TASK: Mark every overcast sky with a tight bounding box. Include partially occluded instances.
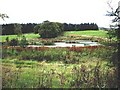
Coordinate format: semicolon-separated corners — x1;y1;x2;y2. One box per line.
0;0;119;27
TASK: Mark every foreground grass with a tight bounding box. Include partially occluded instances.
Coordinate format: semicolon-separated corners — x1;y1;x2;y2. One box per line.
64;30;108;38
2;58;117;88
2;46;117;88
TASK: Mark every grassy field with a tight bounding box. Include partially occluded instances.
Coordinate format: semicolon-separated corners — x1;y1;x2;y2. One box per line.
0;33;40;42
2;58;116;88
64;30;108;38
1;30;108;42
2;46;117;88
1;30;118;88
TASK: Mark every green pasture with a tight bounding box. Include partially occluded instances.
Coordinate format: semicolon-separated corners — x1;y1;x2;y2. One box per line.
64;30;108;38
1;30;108;42
0;33;40;42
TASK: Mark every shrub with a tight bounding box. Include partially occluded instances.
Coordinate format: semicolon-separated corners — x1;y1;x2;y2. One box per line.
19;36;28;48
2;46;117;65
9;38;18;46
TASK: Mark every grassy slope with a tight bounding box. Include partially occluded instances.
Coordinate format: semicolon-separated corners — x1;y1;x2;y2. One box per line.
64;30;108;38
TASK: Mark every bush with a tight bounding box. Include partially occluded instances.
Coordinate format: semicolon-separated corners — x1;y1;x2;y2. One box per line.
9;38;18;46
19;36;28;48
2;46;117;65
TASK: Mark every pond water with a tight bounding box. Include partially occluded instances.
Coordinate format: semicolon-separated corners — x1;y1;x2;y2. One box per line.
27;40;101;47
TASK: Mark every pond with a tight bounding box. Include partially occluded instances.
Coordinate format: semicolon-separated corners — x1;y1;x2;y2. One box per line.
27;40;101;47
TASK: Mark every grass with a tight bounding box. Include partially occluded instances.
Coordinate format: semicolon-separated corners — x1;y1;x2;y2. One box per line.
0;33;40;42
1;30;108;42
2;58;116;88
64;30;108;38
2;46;115;64
2;46;117;88
1;30;118;88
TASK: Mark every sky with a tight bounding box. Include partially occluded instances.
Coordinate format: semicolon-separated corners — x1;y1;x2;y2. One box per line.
0;0;119;28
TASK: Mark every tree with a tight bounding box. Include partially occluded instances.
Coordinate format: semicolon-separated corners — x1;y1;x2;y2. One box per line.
2;24;14;35
106;1;120;88
34;24;41;34
37;21;63;38
14;23;22;37
0;13;9;20
22;23;35;33
107;25;117;40
106;1;120;42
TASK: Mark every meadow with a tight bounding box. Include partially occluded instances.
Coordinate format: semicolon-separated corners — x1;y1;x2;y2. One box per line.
1;30;107;42
64;30;108;38
2;45;117;88
1;33;40;42
1;30;118;88
2;58;117;88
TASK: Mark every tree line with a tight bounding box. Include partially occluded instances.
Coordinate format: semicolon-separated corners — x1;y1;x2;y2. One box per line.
63;23;98;31
2;23;37;35
1;22;99;35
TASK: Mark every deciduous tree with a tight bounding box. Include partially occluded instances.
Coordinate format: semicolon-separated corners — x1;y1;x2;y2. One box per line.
106;1;120;88
14;23;22;37
37;21;63;38
0;13;9;20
